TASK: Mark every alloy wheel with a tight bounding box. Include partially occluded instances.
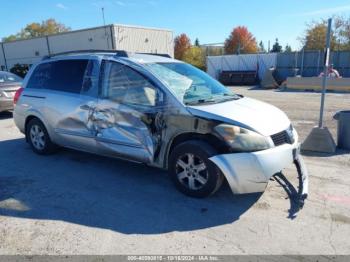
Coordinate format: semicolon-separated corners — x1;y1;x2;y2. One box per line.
175;153;209;190
30;124;46;150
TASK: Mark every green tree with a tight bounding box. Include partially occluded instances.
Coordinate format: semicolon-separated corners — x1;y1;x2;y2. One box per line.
301;21;336;50
206;46;224;56
299;16;350;51
284;44;292;52
194;38;200;47
10;64;30;78
333;16;350;50
2;19;70;42
258;41;266;53
3;35;17;42
271;38;282;53
182;46;206;71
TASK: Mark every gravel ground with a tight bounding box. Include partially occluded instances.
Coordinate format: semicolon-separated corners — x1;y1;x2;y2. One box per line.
0;87;349;255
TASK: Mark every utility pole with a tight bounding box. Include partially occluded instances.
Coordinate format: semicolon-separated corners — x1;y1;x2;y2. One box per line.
1;43;8;71
301;18;336;153
300;47;305;76
102;7;106;27
319;18;332;128
101;7;110;49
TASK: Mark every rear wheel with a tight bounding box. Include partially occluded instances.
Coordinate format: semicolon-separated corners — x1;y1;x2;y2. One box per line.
26;118;57;155
169;140;224;198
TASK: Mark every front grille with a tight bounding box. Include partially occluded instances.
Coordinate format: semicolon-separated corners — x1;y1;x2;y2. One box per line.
271;130;292;146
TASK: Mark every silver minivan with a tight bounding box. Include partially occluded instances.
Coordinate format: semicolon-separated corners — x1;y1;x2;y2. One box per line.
13;51;308;200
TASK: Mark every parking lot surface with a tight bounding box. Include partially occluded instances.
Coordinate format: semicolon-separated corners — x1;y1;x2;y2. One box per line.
0;87;349;255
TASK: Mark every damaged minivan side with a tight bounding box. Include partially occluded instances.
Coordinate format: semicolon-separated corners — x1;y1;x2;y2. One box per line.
13;51;308;199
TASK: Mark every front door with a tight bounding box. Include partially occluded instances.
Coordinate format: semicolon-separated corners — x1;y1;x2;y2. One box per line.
92;60;164;163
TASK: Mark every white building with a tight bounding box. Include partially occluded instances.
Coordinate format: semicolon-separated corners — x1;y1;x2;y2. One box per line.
0;24;174;70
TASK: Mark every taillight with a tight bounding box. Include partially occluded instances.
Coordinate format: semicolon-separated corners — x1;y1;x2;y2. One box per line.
13;87;24;105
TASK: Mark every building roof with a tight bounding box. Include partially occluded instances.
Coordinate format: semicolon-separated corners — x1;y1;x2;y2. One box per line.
0;24;172;45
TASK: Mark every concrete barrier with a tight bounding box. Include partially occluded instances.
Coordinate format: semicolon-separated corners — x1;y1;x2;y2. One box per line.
286;77;350;92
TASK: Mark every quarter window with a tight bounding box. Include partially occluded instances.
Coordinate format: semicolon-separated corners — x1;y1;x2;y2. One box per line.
102;61;158;107
26;62;53;89
26;59;88;94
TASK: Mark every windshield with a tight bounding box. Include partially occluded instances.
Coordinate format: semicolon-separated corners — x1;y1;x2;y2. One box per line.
145;63;240;105
0;72;23;83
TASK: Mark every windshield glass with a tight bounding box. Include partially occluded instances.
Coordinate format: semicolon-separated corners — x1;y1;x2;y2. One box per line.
0;72;23;83
145;63;239;105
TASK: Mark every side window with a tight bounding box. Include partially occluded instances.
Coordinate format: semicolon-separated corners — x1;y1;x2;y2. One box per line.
50;60;88;93
26;62;53;89
102;61;159;107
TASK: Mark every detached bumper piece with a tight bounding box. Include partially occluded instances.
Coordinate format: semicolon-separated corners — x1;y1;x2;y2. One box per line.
293;154;309;208
209;143;309;207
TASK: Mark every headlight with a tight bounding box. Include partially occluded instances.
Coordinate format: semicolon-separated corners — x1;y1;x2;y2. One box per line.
286;124;296;144
214;124;271;152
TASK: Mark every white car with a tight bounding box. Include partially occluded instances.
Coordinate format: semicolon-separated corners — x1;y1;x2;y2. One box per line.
13;50;308;202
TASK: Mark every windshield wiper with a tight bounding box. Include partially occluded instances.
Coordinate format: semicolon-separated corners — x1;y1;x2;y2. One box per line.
185;98;217;105
185;93;243;105
212;93;241;102
223;93;242;99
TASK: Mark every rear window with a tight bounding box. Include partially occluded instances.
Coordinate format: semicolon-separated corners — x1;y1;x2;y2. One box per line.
0;72;23;83
26;60;88;93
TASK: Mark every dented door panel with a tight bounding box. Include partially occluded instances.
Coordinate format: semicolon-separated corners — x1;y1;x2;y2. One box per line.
89;99;160;163
46;91;99;152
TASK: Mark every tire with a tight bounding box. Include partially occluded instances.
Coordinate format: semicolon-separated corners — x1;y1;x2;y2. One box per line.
169;140;224;198
26;118;57;155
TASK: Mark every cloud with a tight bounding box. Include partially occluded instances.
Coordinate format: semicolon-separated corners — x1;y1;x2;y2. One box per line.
56;3;68;9
116;1;126;6
292;4;350;16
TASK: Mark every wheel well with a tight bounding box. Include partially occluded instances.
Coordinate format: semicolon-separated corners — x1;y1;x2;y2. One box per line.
166;132;230;168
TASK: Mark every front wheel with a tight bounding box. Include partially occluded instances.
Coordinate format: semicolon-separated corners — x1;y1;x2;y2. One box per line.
169;140;224;198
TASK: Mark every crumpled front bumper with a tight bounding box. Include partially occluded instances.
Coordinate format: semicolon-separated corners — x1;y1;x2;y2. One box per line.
209;142;309;199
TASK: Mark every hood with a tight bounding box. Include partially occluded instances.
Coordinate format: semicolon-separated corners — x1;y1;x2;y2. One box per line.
187;97;291;136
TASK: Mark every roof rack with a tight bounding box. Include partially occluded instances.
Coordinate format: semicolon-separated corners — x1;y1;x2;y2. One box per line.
42;49;129;60
42;50;172;61
136;53;171;58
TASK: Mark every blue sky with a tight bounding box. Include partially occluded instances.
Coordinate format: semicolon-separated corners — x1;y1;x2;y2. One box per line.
1;0;350;50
